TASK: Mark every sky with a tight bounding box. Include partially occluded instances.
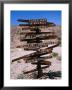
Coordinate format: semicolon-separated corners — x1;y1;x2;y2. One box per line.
11;11;61;26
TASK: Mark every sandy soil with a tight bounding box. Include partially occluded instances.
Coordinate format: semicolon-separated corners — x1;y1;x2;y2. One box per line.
10;46;61;79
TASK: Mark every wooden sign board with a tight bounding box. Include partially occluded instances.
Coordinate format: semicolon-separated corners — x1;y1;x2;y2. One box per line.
23;65;50;74
23;42;58;50
20;33;55;39
20;31;55;35
25;56;52;63
20;35;57;41
18;19;47;22
31;60;51;65
26;55;52;60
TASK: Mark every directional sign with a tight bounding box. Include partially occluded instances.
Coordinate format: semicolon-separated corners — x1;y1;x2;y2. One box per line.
22;41;58;50
24;56;52;63
19;23;47;26
25;55;52;61
20;32;55;35
19;23;55;27
23;42;48;50
27;40;42;43
16;40;58;50
27;49;52;57
23;65;50;74
18;19;47;23
20;33;55;39
31;60;51;65
20;35;57;41
45;43;59;49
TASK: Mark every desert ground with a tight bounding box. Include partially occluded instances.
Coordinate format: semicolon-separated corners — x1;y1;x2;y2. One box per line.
10;26;61;79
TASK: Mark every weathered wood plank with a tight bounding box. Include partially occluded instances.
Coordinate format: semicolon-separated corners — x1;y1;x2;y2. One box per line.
20;35;57;41
20;33;56;39
20;32;55;35
18;19;47;22
26;55;52;61
31;60;51;65
23;65;50;74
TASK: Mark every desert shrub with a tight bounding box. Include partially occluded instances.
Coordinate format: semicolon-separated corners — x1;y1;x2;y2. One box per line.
17;74;24;79
52;52;58;57
48;71;61;79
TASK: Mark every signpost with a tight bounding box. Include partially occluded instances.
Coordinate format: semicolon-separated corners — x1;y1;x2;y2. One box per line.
12;18;59;79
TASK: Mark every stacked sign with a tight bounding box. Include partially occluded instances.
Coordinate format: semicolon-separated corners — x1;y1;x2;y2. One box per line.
12;18;59;78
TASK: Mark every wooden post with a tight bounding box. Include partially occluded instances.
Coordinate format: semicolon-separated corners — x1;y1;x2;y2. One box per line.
37;60;43;78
